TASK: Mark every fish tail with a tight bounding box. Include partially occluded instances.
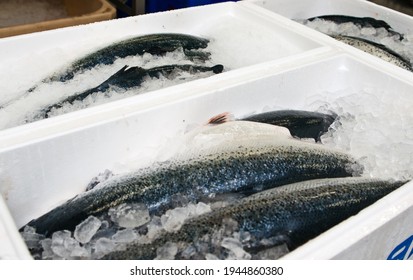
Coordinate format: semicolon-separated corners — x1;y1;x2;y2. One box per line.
211;64;224;74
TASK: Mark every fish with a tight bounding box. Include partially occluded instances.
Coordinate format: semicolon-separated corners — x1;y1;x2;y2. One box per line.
306;15;404;40
39;64;224;118
101;177;407;259
23;121;361;236
0;33;211;109
332;35;413;72
48;33;212;83
240;110;337;142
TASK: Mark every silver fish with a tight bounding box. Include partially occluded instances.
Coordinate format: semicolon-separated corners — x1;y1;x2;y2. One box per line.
332;35;413;72
102;177;407;259
23;121;361;236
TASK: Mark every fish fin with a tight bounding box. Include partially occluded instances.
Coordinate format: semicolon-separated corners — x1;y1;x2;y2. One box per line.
206;112;235;125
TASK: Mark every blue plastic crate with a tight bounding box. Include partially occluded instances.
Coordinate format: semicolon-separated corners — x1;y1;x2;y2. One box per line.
145;0;237;13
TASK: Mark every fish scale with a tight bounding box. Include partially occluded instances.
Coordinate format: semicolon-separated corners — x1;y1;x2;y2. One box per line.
24;122;360;237
102;177;407;260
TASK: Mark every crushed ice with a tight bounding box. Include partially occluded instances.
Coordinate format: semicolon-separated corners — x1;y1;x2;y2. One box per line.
22;195;291;260
0;48;222;130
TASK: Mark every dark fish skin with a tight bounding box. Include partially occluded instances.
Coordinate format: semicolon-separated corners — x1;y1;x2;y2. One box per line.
307;15;404;40
102;177;407;260
332;35;413;72
40;64;224;117
23;139;360;237
49;33;211;83
241;110;336;142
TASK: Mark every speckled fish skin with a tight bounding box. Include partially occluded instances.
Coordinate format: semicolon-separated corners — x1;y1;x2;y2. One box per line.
307;15;404;39
241;110;336;142
332;35;413;72
102;177;406;260
23;122;360;236
40;64;224;118
48;33;211;83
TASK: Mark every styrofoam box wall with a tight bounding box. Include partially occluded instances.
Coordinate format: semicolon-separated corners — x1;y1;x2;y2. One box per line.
0;1;412;259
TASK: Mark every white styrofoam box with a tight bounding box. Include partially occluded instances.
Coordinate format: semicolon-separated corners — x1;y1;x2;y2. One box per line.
241;0;413;35
1;50;413;259
0;196;31;259
0;1;332;132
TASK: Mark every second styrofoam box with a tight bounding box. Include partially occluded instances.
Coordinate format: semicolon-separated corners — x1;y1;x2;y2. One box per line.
1;52;413;259
0;2;325;131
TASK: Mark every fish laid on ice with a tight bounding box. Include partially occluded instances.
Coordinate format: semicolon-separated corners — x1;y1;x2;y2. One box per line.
332;35;413;72
241;110;337;142
0;33;212;109
102;177;407;259
23;121;361;236
306;15;404;40
48;33;212;83
39;64;224;118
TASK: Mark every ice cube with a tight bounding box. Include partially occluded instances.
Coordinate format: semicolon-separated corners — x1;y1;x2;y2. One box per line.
161;206;189;232
205;253;220;260
145;215;163;242
221;237;251;260
21;226;44;250
70;246;91;259
93;238;116;259
40;238;55;260
111;229;138;244
51;230;80;259
180;245;197;259
108;203;150;228
74;216;102;244
154;242;179;260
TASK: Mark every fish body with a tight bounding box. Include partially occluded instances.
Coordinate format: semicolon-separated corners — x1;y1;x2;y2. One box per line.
41;64;224;117
102;177;406;259
307;15;404;39
24;121;360;236
332;35;413;72
241;110;336;142
50;33;211;83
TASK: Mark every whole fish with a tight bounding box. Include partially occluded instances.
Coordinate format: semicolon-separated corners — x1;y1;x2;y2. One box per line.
49;33;211;83
240;110;337;142
102;177;407;259
40;64;224;118
332;35;413;72
0;33;211;109
23;121;361;236
306;15;404;40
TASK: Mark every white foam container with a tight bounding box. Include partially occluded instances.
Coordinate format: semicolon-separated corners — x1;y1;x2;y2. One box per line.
241;0;413;35
0;1;412;260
